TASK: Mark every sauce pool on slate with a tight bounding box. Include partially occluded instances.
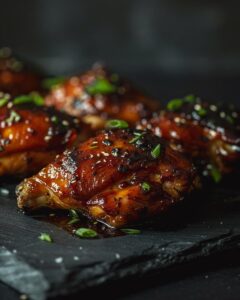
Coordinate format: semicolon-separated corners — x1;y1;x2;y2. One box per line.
29;208;125;238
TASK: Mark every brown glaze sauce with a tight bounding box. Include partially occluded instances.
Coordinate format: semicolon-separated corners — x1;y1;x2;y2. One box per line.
29;208;125;238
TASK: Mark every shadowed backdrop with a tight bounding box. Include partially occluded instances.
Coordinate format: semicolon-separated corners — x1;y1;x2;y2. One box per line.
0;0;240;102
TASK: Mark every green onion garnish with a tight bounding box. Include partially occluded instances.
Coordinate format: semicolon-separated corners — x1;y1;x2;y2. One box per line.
5;110;21;125
13;92;44;106
151;144;161;159
210;166;222;183
167;95;197;111
68;209;80;225
106;119;129;129
42;77;66;90
75;228;98;238
0;97;8;107
184;94;196;103
68;219;80;225
69;209;79;219
226;115;234;124
167;98;183;111
196;108;207;117
86;78;117;95
141;182;151;192
39;233;53;243
121;229;141;235
129;132;143;144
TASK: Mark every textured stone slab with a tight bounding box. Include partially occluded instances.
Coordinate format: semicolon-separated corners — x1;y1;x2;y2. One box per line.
0;182;240;299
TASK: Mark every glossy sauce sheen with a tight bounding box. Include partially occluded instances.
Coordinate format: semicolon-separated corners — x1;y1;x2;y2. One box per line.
138;98;240;175
0;101;82;177
31;209;124;238
45;65;159;128
17;129;200;228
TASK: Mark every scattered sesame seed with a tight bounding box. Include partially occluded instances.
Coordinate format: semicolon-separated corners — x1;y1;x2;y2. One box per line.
220;112;226;118
210;105;217;112
0;188;9;196
115;253;121;259
55;257;63;264
44;136;51;142
194;104;201;111
62;120;69;126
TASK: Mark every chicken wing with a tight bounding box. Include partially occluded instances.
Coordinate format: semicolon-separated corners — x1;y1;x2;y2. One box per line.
0;48;41;96
0;92;85;177
45;65;159;129
138;95;240;179
17;127;200;228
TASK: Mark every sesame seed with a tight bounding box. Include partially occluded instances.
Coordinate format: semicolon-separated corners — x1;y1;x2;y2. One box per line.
55;257;63;264
210;105;217;112
220;112;226;118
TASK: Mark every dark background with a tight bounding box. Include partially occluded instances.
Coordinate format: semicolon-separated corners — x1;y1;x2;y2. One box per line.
1;0;240;102
1;2;240;299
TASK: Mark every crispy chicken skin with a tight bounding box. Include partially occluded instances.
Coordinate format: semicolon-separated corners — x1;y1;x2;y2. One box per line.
17;128;200;228
0;48;41;96
45;65;159;129
0;93;84;177
138;95;240;177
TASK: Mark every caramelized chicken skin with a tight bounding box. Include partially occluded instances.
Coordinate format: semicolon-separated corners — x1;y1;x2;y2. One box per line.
45;65;159;129
138;95;240;179
17;127;200;228
0;48;41;96
0;92;84;177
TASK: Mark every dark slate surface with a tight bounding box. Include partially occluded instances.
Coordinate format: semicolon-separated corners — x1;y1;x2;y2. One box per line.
0;180;240;300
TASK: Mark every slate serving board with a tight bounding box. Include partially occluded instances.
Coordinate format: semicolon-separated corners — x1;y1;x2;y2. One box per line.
0;180;240;300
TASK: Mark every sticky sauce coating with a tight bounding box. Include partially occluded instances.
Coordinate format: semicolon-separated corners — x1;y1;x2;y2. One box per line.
45;65;159;128
0;93;83;177
138;96;240;177
17;128;200;228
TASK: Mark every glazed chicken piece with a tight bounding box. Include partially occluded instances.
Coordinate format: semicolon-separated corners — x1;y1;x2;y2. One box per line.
138;95;240;180
17;127;200;228
45;65;159;129
0;47;41;96
0;92;85;177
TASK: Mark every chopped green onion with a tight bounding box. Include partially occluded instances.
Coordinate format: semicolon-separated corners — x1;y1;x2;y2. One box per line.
151;144;161;159
68;209;80;224
129;132;143;144
196;108;207;117
39;233;53;243
106;119;129;129
42;77;66;89
69;209;79;219
86;78;116;95
5;110;21;125
13;92;44;106
141;182;151;192
184;94;196;103
121;228;141;235
75;228;98;238
226;115;234;124
68;219;80;225
210;166;222;183
167;98;183;111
